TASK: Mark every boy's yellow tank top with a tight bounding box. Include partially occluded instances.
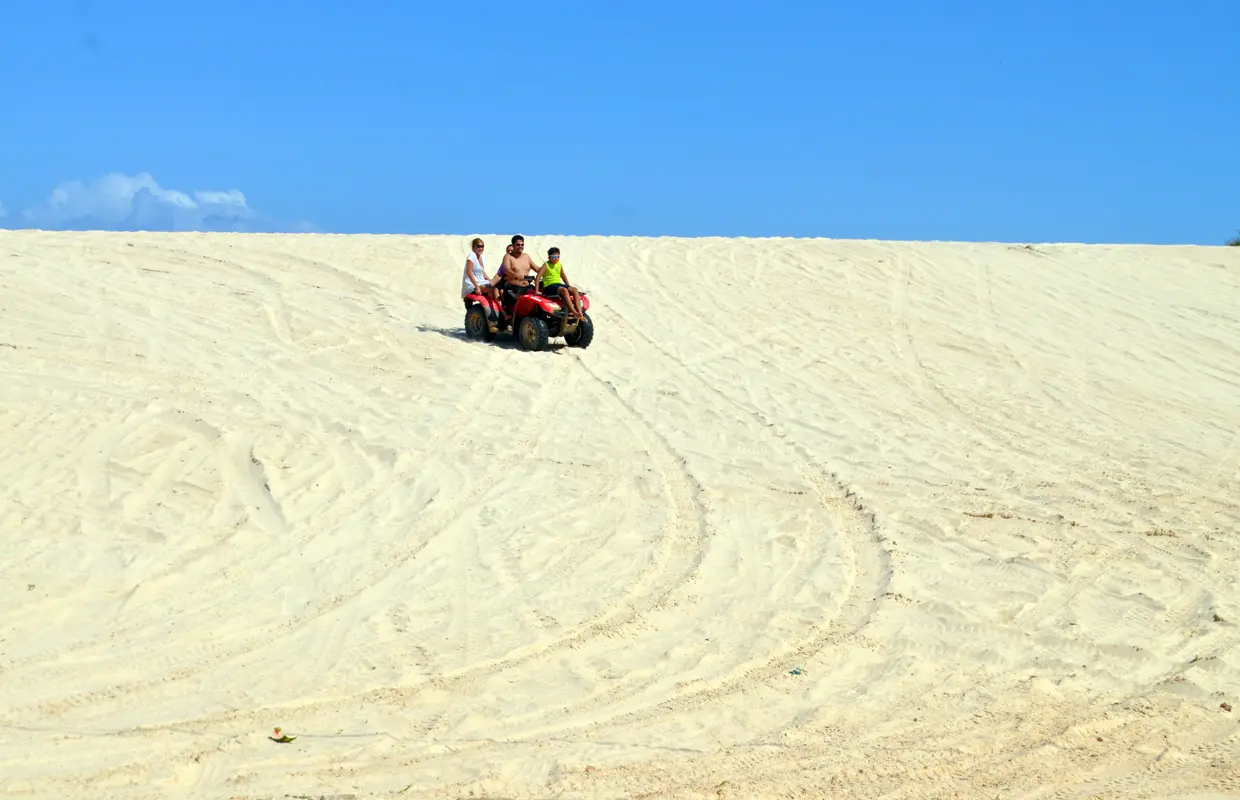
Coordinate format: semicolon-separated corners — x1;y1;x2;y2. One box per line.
541;260;564;287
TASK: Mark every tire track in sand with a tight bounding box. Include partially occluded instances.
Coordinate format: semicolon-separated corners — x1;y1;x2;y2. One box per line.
362;351;710;705
7;342;560;725
483;297;888;742
0;309;511;686
889;252;975;421
628;249;889;644
60;352;710;743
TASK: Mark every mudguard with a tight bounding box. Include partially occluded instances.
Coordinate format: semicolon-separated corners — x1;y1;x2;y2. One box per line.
463;292;501;316
514;289;590;316
513;293;561;317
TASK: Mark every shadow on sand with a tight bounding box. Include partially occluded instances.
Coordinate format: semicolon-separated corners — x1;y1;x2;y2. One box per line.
413;324;567;353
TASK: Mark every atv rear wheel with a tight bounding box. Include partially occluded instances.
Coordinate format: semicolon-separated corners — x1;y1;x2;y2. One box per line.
517;316;549;351
464;305;492;341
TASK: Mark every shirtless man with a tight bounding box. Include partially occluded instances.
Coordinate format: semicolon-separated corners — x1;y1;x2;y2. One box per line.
499;235;540;306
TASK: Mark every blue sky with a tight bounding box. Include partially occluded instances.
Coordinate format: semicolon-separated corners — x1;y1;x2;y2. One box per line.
1;0;1237;244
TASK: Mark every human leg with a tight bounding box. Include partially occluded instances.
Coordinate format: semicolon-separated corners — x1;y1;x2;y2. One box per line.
556;287;575;318
558;288;580;320
556;286;582;320
483;286;502;327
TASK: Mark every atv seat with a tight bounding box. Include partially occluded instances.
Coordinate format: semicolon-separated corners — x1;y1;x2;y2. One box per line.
500;282;534;305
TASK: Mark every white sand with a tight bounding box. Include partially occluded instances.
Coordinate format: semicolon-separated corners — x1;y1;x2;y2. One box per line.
1;230;1238;799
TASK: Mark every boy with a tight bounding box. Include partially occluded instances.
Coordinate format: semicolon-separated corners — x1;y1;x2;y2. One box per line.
535;246;585;321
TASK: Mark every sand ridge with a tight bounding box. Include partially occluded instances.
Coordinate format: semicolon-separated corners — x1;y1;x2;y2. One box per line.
1;230;1238;798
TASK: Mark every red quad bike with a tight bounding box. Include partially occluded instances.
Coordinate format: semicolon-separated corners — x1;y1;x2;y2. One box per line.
462;279;594;352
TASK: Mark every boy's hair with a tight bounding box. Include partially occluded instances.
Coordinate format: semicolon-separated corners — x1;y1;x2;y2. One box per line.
548;246;560;256
511;234;524;244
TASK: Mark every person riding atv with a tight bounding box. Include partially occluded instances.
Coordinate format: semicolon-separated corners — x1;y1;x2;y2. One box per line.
462;235;593;351
499;235;540;295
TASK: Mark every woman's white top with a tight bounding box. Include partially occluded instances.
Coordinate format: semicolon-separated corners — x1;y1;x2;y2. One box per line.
461;252;487;297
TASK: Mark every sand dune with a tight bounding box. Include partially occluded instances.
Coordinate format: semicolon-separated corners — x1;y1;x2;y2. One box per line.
1;230;1238;799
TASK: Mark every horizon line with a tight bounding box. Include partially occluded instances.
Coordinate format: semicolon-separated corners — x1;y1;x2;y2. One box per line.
1;228;1236;249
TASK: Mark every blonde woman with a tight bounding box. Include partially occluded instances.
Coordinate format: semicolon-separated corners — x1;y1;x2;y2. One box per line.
461;237;502;312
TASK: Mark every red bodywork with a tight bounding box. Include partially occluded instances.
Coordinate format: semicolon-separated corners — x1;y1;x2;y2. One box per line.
464;284;589;328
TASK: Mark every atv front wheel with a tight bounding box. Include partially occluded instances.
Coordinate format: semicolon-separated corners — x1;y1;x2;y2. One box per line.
517;316;549;351
564;313;594;348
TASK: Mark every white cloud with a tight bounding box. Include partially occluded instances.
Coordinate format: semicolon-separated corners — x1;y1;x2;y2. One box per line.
3;172;312;233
